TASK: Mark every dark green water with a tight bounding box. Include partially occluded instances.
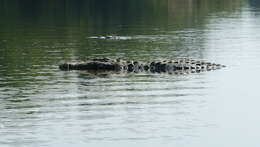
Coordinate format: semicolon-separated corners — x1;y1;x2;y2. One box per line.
1;0;260;147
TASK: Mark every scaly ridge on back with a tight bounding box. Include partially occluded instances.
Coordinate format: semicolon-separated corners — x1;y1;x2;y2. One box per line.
59;58;226;73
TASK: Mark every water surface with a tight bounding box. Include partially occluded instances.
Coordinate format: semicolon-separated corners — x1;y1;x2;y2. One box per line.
1;0;260;146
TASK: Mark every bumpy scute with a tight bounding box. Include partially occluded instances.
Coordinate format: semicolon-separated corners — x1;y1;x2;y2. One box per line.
59;58;226;73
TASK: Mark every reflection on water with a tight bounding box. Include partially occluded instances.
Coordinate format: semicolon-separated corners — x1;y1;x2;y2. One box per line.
1;0;260;146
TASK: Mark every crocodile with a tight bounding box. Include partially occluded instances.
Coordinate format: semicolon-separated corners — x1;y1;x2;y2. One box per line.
59;58;225;74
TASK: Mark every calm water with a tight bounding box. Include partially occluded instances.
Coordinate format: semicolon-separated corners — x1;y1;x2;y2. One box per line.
1;0;260;146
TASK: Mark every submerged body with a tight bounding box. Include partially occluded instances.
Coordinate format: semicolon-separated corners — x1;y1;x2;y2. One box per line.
59;58;226;74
